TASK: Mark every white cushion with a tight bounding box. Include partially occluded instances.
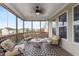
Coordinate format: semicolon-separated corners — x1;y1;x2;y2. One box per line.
14;44;25;50
14;44;25;53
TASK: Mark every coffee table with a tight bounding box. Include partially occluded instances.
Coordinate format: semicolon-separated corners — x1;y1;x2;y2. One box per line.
30;38;44;42
30;38;45;48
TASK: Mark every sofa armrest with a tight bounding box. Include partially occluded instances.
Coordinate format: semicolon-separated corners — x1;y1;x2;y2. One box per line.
5;48;20;56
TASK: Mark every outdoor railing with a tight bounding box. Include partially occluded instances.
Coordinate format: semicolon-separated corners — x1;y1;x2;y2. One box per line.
0;32;48;43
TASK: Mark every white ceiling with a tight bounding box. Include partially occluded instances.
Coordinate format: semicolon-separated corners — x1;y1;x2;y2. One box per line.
4;3;69;21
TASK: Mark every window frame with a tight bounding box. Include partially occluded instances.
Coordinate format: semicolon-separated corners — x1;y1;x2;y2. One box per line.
23;21;49;37
17;17;23;33
0;6;17;36
32;21;41;33
41;21;48;33
24;21;32;34
58;11;68;40
72;4;79;45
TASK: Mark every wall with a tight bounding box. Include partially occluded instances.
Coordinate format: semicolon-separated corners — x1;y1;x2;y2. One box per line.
52;3;79;56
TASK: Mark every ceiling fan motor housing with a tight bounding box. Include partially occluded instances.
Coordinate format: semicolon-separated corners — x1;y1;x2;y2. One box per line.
36;6;40;13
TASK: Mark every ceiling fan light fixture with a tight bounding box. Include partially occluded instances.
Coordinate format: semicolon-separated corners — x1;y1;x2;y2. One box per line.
36;12;40;15
35;6;40;15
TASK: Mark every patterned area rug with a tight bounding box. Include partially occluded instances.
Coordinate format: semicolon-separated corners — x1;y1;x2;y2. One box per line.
24;42;72;56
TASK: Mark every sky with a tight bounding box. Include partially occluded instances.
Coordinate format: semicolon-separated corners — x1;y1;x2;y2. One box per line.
0;6;48;29
0;6;16;28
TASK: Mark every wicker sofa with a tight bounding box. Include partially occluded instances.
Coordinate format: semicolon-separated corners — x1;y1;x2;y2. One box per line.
0;39;25;56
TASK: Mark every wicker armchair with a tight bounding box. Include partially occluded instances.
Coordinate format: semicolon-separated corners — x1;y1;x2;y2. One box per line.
50;35;60;45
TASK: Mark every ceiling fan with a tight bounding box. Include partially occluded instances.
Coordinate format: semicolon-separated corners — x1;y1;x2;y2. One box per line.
35;6;44;15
